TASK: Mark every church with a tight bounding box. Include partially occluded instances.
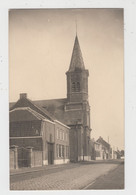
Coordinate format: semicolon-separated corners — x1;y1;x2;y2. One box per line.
10;35;92;168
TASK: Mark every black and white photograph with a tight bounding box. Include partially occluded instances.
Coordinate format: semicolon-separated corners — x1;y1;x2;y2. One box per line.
8;8;125;190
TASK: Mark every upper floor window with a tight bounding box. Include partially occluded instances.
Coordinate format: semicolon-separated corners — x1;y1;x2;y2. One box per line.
63;132;64;140
66;133;67;141
35;129;39;135
60;131;62;140
57;129;59;139
50;134;52;142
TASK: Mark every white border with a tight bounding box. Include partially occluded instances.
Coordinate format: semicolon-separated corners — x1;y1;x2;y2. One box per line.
0;0;136;195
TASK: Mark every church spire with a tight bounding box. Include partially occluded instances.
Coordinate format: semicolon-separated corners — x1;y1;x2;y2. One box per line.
68;35;85;72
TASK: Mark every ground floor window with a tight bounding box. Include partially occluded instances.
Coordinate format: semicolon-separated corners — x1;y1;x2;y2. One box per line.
56;144;69;158
66;146;69;158
59;145;61;157
62;145;64;157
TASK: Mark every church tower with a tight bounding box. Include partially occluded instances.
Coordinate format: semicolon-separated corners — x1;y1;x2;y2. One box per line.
65;35;91;162
66;35;89;102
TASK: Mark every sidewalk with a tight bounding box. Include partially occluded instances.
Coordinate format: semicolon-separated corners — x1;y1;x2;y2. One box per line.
10;159;123;176
10;163;74;176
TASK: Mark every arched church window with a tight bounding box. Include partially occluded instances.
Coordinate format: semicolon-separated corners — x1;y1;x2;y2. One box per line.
72;82;76;92
76;82;80;92
72;81;80;92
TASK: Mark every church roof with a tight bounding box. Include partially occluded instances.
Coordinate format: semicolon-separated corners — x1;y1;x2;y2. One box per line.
68;35;85;72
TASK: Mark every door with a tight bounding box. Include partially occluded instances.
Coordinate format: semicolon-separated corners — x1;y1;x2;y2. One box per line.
48;143;54;165
18;147;29;168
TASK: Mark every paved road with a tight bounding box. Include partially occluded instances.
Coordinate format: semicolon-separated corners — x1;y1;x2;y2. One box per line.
84;162;124;189
10;160;123;190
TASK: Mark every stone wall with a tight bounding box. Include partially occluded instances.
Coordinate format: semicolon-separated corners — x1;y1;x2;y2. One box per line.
10;149;15;170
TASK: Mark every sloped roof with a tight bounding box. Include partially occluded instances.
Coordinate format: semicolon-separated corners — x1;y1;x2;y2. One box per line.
9;97;68;124
96;137;110;149
10;97;55;122
10;107;46;122
68;35;85;72
33;98;67;124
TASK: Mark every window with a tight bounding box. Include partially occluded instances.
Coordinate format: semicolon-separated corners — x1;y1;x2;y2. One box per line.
60;131;61;140
59;145;61;157
62;145;64;157
56;144;59;157
58;130;60;139
63;132;64;140
60;131;63;140
61;145;63;157
66;146;68;157
50;134;52;142
57;129;59;139
72;82;80;92
76;82;80;92
72;82;76;92
96;151;100;157
66;146;69;158
35;129;39;135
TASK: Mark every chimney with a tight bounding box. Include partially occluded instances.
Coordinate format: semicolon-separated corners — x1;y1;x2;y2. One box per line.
20;93;27;99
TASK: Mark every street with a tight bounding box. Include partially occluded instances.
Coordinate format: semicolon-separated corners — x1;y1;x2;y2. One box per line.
10;160;124;190
83;162;124;189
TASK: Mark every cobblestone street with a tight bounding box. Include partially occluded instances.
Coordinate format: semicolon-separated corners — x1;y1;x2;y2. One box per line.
10;162;121;190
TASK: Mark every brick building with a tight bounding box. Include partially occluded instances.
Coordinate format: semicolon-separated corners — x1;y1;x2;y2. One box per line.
10;94;70;169
10;35;92;167
96;136;112;159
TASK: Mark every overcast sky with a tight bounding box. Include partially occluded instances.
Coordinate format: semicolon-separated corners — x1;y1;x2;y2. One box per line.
9;8;124;150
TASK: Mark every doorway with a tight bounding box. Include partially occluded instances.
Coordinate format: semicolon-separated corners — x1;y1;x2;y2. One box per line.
48;143;54;165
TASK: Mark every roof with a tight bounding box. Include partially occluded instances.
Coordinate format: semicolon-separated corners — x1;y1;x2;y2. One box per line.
10;97;80;125
10;96;55;122
33;98;67;124
9;96;70;126
96;137;110;149
10;107;46;122
68;35;85;72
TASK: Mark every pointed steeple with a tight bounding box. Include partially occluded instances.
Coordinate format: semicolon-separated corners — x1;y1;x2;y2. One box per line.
68;35;85;72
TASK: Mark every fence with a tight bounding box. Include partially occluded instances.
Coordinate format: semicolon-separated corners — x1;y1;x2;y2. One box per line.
10;145;43;169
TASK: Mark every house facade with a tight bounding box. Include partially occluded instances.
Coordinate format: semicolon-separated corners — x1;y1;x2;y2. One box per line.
10;94;70;169
90;137;112;160
96;136;112;159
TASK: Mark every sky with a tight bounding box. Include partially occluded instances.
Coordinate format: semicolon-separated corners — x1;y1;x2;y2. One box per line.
9;8;124;150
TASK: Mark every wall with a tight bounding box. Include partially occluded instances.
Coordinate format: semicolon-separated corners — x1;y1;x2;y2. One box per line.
10;149;15;170
10;120;41;137
10;137;43;151
54;121;70;164
32;150;43;167
41;120;55;165
69;125;84;162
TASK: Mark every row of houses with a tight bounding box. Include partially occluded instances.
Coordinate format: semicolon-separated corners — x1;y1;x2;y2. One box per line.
90;137;122;160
